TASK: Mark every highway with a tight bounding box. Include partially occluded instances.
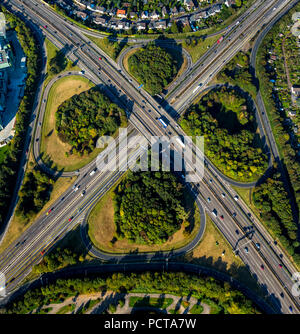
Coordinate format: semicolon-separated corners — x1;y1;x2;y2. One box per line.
0;0;299;314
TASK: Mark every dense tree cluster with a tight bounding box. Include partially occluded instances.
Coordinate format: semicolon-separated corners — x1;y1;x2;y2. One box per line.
113;171;188;244
49;50;67;74
55;87;127;155
253;168;300;264
180;87;268;182
256;4;300;227
218;51;257;98
16;168;54;219
33;248;84;274
128;44;178;95
0;8;42;226
4;271;260;314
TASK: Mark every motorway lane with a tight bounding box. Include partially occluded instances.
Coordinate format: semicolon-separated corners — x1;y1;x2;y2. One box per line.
0;130;142;289
170;0;293;111
3;0;300;313
117;43;193;98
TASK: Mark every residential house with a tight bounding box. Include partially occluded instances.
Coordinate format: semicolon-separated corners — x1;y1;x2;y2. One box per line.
108;7;117;16
74;0;88;9
150;11;159;20
291;86;300;97
211;4;222;13
117;9;127;18
176;16;190;27
161;6;168;17
179;7;186;14
148;21;155;30
74;10;88;20
207;6;217;16
184;0;196;11
141;11;149;19
137;22;146;30
171;7;179;16
155;20;167;30
93;15;107;26
129;12;137;19
95;6;106;14
224;0;236;7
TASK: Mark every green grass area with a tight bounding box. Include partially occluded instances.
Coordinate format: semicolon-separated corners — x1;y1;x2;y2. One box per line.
56;303;76;314
202;299;222;314
76;298;102;314
85;34;129;60
0;145;9;164
36;307;53;314
44;39;80;87
129;296;173;309
40;75;103;172
189;303;204;314
87;178;201;254
182;34;222;63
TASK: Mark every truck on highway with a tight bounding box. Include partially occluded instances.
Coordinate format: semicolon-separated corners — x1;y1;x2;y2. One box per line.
90;168;97;176
217;36;224;44
176;136;185;148
212;209;218;217
158;116;169;129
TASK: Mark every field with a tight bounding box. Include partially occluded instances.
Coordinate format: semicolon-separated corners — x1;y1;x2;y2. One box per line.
40;75;100;172
184;214;264;295
182;34;223;63
87;183;201;254
85;34;129;60
44;39;80;87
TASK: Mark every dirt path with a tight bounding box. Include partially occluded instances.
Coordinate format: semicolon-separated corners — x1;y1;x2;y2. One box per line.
42;291;210;314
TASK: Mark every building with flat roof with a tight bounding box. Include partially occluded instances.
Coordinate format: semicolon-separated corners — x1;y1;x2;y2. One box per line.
0;13;6;39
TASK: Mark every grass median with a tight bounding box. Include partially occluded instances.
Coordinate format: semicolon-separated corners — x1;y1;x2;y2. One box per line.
40;75;100;172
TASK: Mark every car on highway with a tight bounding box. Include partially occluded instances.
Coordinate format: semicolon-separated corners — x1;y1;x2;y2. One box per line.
221;193;225;198
260;264;264;270
209;179;213;183
40;249;45;255
207;197;211;203
99;57;102;60
244;247;248;253
289;306;293;312
43;25;47;28
280;292;284;298
232;212;236;217
235;229;239;235
81;190;86;197
220;215;224;220
46;208;52;216
90;168;97;176
68;217;72;222
255;243;260;250
278;263;283;269
234;195;239;201
212;209;218;217
74;186;79;192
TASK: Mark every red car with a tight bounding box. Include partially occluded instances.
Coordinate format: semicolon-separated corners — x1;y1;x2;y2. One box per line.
278;264;283;268
260;264;264;270
99;57;102;60
68;217;72;222
46;208;52;216
40;249;45;255
43;25;47;28
220;215;224;220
